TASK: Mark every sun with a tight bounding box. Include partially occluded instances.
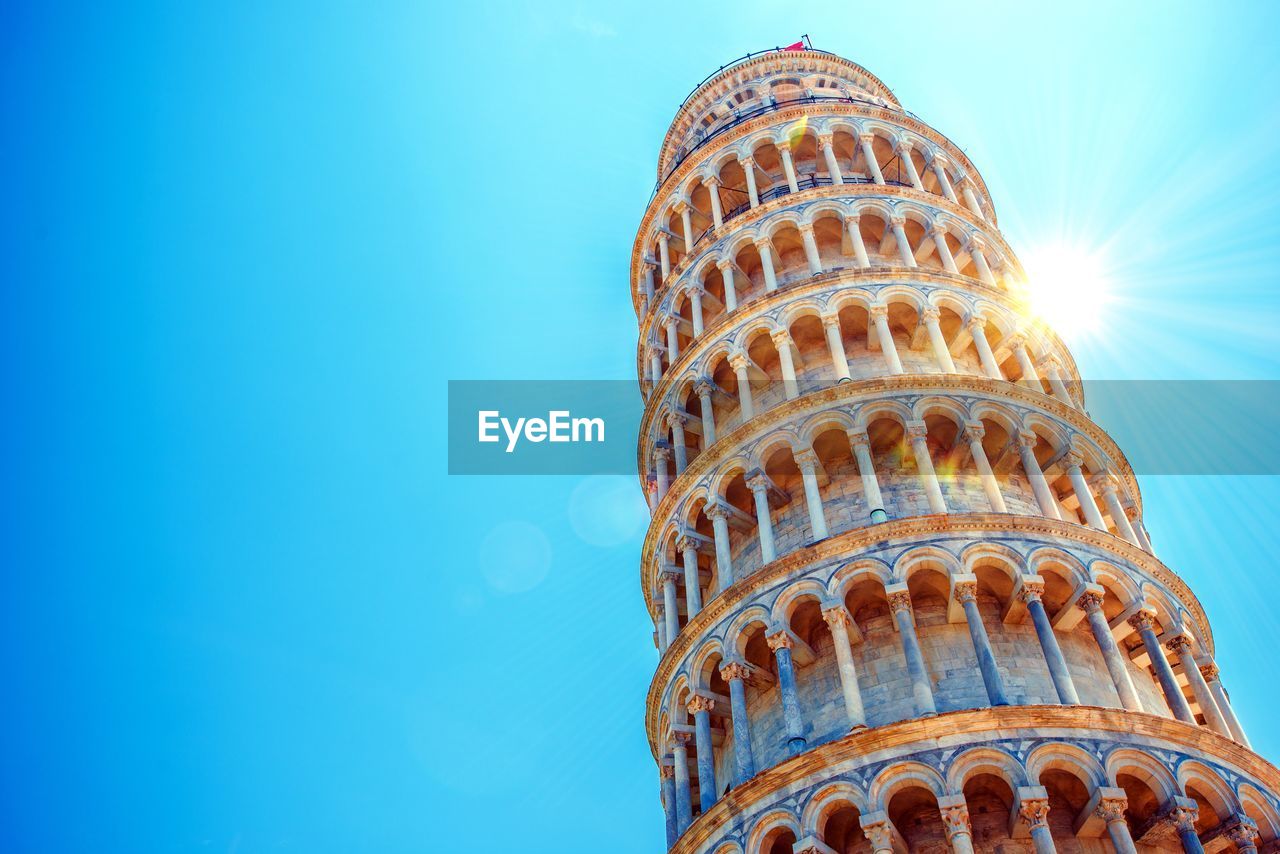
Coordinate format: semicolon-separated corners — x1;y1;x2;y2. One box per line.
1016;243;1112;339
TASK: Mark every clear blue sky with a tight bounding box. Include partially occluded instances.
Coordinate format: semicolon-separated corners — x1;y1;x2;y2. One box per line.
3;1;1280;852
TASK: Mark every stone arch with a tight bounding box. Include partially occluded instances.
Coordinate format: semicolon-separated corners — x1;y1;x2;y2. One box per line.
746;808;802;854
801;780;870;834
1025;742;1107;790
771;578;829;626
828;558;894;599
689;637;728;691
945;745;1029;793
869;760;947;811
1177;759;1238;820
1238;783;1280;842
727;604;773;659
1104;747;1178;804
895;544;963;584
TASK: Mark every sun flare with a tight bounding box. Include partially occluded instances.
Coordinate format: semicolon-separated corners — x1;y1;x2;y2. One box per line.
1016;243;1112;339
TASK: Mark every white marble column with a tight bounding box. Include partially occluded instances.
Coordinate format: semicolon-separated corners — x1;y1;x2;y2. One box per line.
740;155;760;207
678;204;695;257
821;603;867;728
746;471;776;563
965;421;1007;512
667;412;688;473
664;316;680;364
1167;635;1231;738
922;307;957;372
677;535;702;617
907;421;948;514
704;175;724;229
891;217;917;267
1017;431;1061;519
822;313;851;381
897;143;925;190
1010;337;1041;388
755;238;779;291
658;233;671;280
968;316;1003;379
778;144;799;193
729;352;754;421
870;305;904;375
931;225;959;273
688;288;704;338
661;569;680;644
1095;476;1140;545
960;180;986;220
844;214;871;268
795;449;830;539
850;430;888;523
1064;452;1107;530
772;329;799;399
694;380;716;446
704;503;733;589
966;241;996;284
1200;662;1251;746
799;223;823;275
859;134;885;184
716;258;737;312
819;134;843;184
931;156;959;203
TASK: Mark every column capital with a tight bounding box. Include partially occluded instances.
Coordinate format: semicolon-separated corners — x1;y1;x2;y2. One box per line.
659;764;675;779
738;154;755;168
1076;590;1105;612
671;730;692;749
654;444;672;461
821;605;850;630
1089;472;1120;493
939;803;972;840
921;305;941;322
1165;634;1194;656
1199;661;1221;682
796;221;815;235
1169;801;1199;834
868;303;889;320
965;312;988;332
1094;794;1129;823
794;449;820;471
895;138;914;154
693;378;715;397
703;502;728;522
860;817;894;851
858;132;877;145
686;694;715;716
765;630;794;652
963;420;985;441
753;236;773;250
1062;451;1084;471
889;215;907;228
666;411;687;429
1017;797;1051;831
905;420;929;442
819;311;841;329
719;661;750;682
727;351;750;372
848;429;872;449
953;580;978;604
660;568;682;585
816;132;834;148
701;173;720;188
1127;608;1157;632
675;534;697;554
1226;816;1261;848
887;589;913;614
842;211;861;224
929;222;950;237
745;470;771;493
715;256;734;271
1016;430;1039;449
1016;578;1046;603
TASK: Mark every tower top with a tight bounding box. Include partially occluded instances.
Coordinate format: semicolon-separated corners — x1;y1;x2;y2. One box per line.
656;49;900;181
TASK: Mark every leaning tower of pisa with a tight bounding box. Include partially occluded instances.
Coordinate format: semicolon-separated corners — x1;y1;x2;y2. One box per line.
632;48;1278;853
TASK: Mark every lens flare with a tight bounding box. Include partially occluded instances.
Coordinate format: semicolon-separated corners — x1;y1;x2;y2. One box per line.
786;116;808;149
1016;243;1112;339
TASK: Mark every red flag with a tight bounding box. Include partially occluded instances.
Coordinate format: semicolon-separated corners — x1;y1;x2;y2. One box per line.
783;40;805;51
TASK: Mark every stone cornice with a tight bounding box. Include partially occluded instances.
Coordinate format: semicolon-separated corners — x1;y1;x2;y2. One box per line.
665;706;1279;850
641;513;1212;747
634;182;1022;326
634;101;998;305
659;52;901;175
637;375;1141;542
